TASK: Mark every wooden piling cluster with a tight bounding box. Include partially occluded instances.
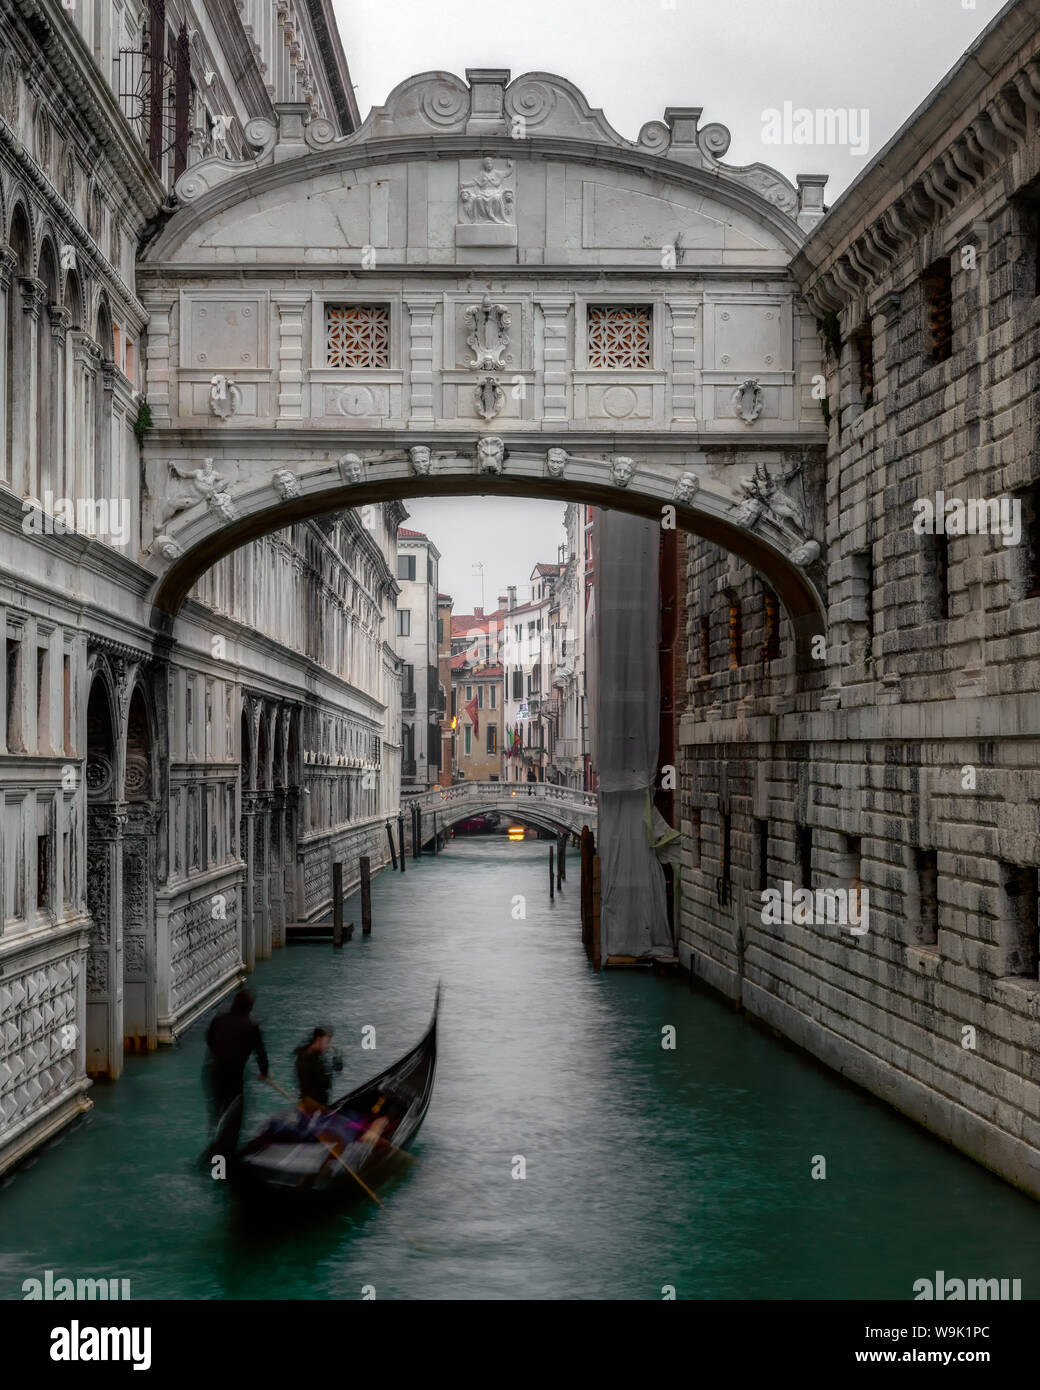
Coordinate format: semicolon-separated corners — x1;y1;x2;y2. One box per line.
579;827;601;971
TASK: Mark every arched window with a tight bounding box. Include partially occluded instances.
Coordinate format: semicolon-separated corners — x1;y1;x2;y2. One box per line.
61;270;83;500
5;205;32;493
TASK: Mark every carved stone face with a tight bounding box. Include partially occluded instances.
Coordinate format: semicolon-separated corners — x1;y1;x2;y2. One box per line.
273;469;300;500
546;448;567;479
477;437;504;473
611;456;634;488
409;446;432;476
674;471;700;504
339;453;364;485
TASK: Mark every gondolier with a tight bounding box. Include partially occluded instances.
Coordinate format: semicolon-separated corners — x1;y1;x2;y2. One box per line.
203;990;270;1159
295;1027;343;1107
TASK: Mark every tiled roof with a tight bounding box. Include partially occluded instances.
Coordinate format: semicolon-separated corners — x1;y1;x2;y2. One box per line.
533;562;560;576
398;527;428;539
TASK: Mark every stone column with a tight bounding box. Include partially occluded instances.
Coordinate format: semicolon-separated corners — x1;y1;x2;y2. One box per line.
0;246;16;488
405;297;438;422
84;803;127;1079
539;298;571;424
274;293;310;421
72;332;102;504
18;276;46;499
142;296;175;425
240;799;256;970
669;300;699;422
47;305;71;499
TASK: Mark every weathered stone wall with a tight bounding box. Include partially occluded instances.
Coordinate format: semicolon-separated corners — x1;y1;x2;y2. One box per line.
679;2;1040;1197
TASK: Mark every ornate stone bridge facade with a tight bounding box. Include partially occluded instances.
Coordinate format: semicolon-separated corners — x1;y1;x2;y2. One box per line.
138;70;830;648
410;780;597;838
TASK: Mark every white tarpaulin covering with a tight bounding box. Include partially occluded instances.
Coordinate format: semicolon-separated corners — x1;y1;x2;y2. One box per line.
590;509;673;959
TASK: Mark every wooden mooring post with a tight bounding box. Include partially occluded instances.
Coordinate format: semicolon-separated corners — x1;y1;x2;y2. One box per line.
397;812;406;873
591;854;602;971
360;855;372;935
549;845;555;900
556;835;563;890
580;826;594;957
332;862;344;948
412;804;421;860
559;834;566;883
385;821;398;871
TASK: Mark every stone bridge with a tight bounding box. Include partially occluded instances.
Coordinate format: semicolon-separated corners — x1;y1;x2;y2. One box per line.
408;781;597;838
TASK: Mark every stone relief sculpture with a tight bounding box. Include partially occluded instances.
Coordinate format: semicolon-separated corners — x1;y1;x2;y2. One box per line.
273;469;301;500
409;446;432;477
730;459;813;545
674;472;700;503
476;437;505;474
474;375;506;422
732;379;765;425
339;453;365;485
459;156;515;224
610;456;635;488
465;295;512;370
164;459;231;523
546;448;568;479
209;375;242;420
152;534;183;560
789;538;821;566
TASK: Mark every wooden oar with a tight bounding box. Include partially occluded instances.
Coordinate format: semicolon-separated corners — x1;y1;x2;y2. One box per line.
264;1076;422;1250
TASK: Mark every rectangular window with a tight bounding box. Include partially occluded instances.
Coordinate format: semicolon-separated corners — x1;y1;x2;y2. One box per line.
1000;861;1039;978
756;818;769;894
587;304;653;368
922;258;953;365
397;555;416;582
487;725;497;754
36;646;49;752
464;725;471;756
699;616;710;676
717;812;731;907
914;848;939;947
396;609;411;637
1013;479;1040;600
6;637;22;753
466;685;472;701
325;304;390;368
437;618;443;645
762;591;780;663
63;653;72;755
477;685;484;709
4;796;24;922
922;533;950;620
797;826;813;891
489;685;496;709
690;807;701;870
512;669;523;700
728;600;742;669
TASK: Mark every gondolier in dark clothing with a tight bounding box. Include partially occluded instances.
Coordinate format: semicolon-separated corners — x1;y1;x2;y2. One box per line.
202;989;270;1160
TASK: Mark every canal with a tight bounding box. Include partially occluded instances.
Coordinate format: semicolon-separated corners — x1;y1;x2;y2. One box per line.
1;835;1038;1301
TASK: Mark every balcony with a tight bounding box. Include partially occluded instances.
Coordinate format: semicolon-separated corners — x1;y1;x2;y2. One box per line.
403;690;417;711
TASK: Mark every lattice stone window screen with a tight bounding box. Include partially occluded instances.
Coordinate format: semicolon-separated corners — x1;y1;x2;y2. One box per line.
325;305;390;368
587;305;653;368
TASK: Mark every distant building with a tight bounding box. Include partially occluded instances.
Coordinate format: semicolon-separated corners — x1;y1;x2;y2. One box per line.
451;659;503;780
395;528;442;790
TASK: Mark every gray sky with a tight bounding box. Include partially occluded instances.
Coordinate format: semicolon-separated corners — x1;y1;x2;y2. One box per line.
334;0;1008;609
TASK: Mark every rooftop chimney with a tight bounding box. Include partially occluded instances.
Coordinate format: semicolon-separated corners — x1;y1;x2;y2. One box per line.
497;594;508;610
507;585;517;609
474;606;484;619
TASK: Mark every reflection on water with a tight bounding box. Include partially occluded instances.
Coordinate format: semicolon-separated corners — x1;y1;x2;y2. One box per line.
1;837;1038;1300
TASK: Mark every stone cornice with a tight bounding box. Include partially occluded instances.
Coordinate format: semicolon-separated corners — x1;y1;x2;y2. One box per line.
207;0;277;125
5;0;166;218
148;427;827;451
139;261;797;283
793;0;1040;316
301;0;361;134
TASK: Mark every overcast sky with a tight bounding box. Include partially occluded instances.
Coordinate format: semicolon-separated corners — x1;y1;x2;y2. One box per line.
333;0;1008;608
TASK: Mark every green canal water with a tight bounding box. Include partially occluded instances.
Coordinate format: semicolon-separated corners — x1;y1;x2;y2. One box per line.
1;836;1038;1301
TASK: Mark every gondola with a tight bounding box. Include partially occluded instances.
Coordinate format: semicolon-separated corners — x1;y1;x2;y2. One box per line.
228;987;439;1200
